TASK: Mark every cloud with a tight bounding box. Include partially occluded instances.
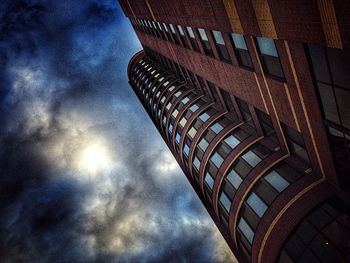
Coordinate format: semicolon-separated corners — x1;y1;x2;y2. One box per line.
0;0;236;262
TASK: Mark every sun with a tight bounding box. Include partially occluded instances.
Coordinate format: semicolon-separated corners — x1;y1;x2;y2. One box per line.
77;143;112;175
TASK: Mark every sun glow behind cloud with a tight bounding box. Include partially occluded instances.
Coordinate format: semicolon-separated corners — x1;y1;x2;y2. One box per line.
77;142;112;175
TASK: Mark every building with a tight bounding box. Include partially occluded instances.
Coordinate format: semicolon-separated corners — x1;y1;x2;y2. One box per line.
120;1;350;262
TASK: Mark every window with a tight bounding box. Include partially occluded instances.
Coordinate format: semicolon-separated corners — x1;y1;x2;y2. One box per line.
197;28;213;56
168;123;173;134
246;192;268;218
221;89;235;111
186;26;200;52
156;21;164;39
238;218;254;244
162;23;172;41
199;112;210;122
165;102;172;111
189;104;199;112
181;97;189;104
211;152;224;168
227;169;243;189
179;117;187;127
188;127;197;139
177;25;189;48
175;132;181;143
212;30;231;63
169;23;180;45
281;122;310;165
207;81;220;102
183;144;190;156
307;44;350;193
255;37;284;79
171;109;179;118
225;135;240;149
198;138;209;151
211;123;223;134
241;150;262;167
193;156;201;170
204;173;214;189
264;170;289;192
278;197;350;263
174;91;182;97
237;98;255;128
219;191;231;212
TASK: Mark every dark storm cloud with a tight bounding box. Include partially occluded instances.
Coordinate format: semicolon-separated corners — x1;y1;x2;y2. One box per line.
0;0;235;262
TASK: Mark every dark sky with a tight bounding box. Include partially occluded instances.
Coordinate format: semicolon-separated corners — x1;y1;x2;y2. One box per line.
0;1;236;262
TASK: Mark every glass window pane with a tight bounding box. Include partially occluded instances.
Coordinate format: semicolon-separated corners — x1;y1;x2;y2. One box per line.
172;109;179;118
264;170;290;192
175;133;181;143
188;127;197;138
231;33;248;50
220;192;231;212
327;47;350;89
198;138;209;151
242;150;262;167
211;152;224;168
308;44;331;84
189;104;199;112
310;234;341;262
335;87;350;129
183;144;190;155
181;97;190;104
169;24;176;33
166;102;172;110
193;157;201;169
174;91;182;97
235;158;252;178
256;37;278;57
198;28;208;41
177;25;185;35
179;117;187;127
211;123;224;134
238;218;254;244
227;169;243;189
225;135;240;149
199;112;210;122
186;26;195;38
205;173;214;189
246;192;268;218
212;30;225;45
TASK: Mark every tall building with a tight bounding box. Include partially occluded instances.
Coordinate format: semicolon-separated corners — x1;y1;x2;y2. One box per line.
120;1;350;262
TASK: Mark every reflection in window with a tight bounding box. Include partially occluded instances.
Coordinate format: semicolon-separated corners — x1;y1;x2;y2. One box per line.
211;123;223;134
278;197;350;263
255;37;284;79
230;33;254;69
198;28;213;56
238;218;254;244
177;25;189;48
236;157;305;262
219;191;231;212
205;173;215;189
281;122;310;166
212;30;231;63
186;26;200;52
307;44;350;193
